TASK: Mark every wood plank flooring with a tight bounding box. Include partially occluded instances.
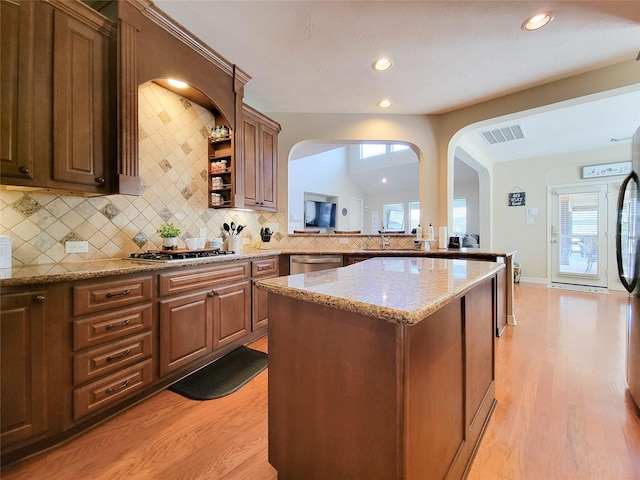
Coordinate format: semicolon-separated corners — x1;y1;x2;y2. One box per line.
2;283;639;479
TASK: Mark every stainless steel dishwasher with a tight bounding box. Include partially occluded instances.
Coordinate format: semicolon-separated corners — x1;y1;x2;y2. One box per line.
289;255;344;274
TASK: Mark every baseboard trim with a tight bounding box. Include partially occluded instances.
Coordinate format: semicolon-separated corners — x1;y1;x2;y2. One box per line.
547;282;610;294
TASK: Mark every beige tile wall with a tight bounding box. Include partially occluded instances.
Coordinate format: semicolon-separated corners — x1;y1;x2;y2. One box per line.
1;82;412;266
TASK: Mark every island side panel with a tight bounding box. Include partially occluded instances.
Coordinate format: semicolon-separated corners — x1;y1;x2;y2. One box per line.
458;275;497;479
404;298;465;479
268;294;402;480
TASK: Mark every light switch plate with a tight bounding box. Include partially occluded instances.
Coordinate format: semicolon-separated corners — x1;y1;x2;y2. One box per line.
243;238;250;244
526;217;535;225
65;241;88;253
199;228;207;239
339;238;349;245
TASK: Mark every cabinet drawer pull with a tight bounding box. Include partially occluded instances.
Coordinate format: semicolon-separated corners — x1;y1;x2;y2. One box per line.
96;177;105;185
105;319;130;330
106;289;130;298
34;295;46;303
106;349;131;363
18;166;29;174
257;264;271;271
105;379;130;395
209;290;220;297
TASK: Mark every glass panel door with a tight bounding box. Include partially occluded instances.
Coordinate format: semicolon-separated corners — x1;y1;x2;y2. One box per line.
550;185;608;288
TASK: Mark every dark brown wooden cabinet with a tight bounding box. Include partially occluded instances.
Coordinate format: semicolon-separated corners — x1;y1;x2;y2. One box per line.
213;280;251;349
70;275;154;421
51;6;110;190
0;0;112;195
251;257;279;331
0;0;52;183
0;289;51;447
241;105;280;211
1;257;271;466
158;262;251;376
159;290;214;377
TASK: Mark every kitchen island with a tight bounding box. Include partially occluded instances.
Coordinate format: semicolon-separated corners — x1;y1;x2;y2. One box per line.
257;257;505;480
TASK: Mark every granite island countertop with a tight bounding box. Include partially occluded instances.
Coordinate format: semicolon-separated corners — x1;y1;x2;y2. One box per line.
256;257;505;325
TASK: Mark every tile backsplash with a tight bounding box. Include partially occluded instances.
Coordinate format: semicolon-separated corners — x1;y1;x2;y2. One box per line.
0;82;413;266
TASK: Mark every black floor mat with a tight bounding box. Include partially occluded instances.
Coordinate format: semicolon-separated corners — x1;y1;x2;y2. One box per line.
168;346;268;400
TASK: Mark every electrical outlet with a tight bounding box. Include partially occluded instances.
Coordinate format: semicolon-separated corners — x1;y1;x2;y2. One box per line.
65;241;88;253
199;228;207;239
267;223;279;233
242;238;250;245
339;238;349;245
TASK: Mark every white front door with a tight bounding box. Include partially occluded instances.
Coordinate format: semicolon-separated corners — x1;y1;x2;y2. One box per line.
549;184;608;288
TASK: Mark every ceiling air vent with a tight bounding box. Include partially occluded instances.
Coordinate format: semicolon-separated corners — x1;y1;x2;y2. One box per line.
480;124;525;145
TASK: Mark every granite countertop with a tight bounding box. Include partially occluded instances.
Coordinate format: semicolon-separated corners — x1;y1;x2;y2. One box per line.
0;249;279;287
256;257;505;325
280;247;516;257
1;246;515;288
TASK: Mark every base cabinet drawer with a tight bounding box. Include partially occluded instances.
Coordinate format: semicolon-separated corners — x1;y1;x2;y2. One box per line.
73;277;153;316
73;332;153;386
73;360;153;421
73;303;153;350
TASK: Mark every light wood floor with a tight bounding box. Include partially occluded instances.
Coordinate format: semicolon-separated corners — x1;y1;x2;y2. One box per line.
3;283;640;479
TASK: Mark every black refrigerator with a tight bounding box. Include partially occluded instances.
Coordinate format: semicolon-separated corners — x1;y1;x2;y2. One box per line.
616;126;640;408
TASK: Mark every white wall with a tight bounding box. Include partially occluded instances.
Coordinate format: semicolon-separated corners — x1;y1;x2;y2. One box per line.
288;147;367;232
269;113;441;233
493;142;631;283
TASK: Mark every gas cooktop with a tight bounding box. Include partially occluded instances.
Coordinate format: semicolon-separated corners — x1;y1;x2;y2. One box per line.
128;248;236;263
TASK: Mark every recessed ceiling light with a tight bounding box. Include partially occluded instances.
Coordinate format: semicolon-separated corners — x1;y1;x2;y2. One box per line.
377;99;392;108
167;78;189;89
382;178;387;183
522;12;553;31
372;58;393;71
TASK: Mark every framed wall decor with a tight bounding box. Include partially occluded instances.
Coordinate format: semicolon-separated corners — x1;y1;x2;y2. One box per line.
508;191;526;206
582;161;631;179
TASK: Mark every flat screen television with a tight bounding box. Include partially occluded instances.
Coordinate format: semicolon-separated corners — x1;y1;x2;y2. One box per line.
305;200;337;228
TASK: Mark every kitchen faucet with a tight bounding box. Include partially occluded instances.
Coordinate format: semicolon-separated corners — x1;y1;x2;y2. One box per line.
380;229;390;249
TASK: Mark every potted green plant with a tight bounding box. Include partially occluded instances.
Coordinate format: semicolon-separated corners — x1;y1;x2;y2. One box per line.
157;222;181;249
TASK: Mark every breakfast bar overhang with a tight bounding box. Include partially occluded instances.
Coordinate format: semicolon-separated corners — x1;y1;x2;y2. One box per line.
257;257;505;479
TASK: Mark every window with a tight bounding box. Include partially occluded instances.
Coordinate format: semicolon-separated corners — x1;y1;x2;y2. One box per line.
409;202;420;231
383;203;405;231
452;198;467;234
361;143;409;159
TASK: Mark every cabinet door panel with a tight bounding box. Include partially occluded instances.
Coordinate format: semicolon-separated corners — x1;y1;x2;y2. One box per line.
252;279;271;331
214;281;251;349
0;1;52;182
159;291;213;377
242;114;259;206
1;291;48;446
259;123;277;209
52;9;107;189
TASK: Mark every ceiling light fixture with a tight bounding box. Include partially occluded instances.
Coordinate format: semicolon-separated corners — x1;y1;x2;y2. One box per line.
167;78;189;89
372;58;393;71
377;99;392;108
521;12;553;31
382;178;387;183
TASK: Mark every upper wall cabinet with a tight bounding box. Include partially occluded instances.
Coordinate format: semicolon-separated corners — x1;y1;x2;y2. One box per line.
0;0;112;196
241;104;281;212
